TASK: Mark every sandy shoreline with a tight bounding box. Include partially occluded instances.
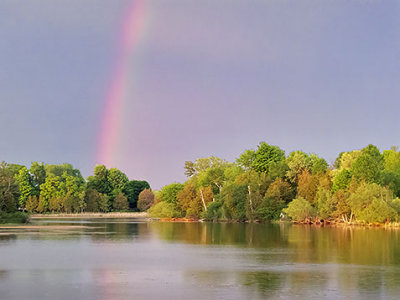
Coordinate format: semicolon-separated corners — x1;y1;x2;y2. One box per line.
30;212;149;219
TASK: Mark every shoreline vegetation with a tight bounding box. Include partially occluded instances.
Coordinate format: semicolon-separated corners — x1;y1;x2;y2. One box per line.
30;212;149;219
2;142;400;227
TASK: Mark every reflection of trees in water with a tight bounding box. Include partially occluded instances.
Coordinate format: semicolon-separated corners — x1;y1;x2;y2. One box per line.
148;222;289;248
240;271;284;298
286;225;400;266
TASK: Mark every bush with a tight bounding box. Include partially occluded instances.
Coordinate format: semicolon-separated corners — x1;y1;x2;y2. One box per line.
0;212;29;224
283;197;316;222
148;202;182;218
202;201;223;221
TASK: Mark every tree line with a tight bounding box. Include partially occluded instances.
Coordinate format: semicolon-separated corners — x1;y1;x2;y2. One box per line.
0;162;151;214
148;143;400;224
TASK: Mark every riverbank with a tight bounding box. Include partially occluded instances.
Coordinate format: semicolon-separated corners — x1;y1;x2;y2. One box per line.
30;212;149;219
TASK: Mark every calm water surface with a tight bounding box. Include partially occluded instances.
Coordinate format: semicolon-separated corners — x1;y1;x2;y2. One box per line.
1;218;400;299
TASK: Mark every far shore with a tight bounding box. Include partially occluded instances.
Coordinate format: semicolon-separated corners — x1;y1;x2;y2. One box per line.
30;212;149;219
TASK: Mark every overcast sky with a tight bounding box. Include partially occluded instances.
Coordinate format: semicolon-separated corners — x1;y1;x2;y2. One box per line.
1;0;399;189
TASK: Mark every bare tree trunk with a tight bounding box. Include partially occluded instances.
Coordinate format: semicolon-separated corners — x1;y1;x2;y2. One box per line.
248;185;254;214
200;189;207;211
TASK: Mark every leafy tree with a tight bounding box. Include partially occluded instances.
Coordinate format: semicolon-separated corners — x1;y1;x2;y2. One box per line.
108;168;129;191
236;149;256;170
122;180;150;209
148;202;182;218
348;182;396;223
87;165;111;195
160;183;184;204
25;195;38;213
351;145;384;184
15;167;35;207
255;178;294;221
297;170;319;204
286;151;313;183
30;162;46;194
0;162;19;212
316;188;335;219
86;189;101;212
113;192;129;211
137;189;155;211
39;175;62;212
283;198;316;222
252;142;285;175
332;169;352;193
221;183;247;221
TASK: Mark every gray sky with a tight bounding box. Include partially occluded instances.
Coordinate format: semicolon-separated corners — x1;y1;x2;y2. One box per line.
1;0;399;189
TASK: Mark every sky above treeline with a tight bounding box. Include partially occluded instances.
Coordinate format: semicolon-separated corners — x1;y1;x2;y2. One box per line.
1;0;399;189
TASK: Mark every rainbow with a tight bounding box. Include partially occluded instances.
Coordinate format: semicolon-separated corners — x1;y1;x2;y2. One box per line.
97;0;147;167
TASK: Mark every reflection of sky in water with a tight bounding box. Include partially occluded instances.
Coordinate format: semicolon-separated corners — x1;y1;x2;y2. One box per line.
0;221;399;299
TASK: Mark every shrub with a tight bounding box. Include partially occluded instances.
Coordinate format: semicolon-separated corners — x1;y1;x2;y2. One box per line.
148;202;182;218
283;197;316;221
137;189;155;211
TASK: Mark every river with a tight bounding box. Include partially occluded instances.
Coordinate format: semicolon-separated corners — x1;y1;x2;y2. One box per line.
0;218;399;299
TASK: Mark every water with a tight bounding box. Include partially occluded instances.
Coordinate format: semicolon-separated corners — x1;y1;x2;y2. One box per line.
0;219;400;299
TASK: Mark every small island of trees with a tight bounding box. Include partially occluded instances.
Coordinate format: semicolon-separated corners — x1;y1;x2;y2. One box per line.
148;142;400;225
2;142;400;226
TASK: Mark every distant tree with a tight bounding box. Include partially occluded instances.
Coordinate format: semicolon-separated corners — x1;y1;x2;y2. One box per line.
351;145;384;184
160;183;184;204
108;168;129;191
113;192;129;211
236;149;256;170
98;194;110;212
286;151;313;183
348;182;396;223
252;142;285;175
283;198;316;222
123;180;150;209
29;162;46;194
0;162;19;212
297;170;319;204
332;169;352;193
25;195;38;213
137;189;155;212
15;167;35;208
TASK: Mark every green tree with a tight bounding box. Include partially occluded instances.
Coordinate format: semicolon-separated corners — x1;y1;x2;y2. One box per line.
348;182;396;223
236;149;256;170
15;167;35;207
29;161;46;194
122;180;150;209
283;197;316;222
351;144;384;184
252;142;285;175
113;192;129;211
160;183;184;204
332;169;352;193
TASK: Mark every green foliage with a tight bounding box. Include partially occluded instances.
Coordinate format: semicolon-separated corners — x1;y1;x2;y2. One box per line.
348;182;396;223
15;167;35;207
108;168;129;191
0;162;20;213
113;192;129;211
221;183;247;221
202;201;223;221
252;142;285;175
160;183;184;204
286;151;313;183
0;212;29;224
123;180;150;209
283;197;316;221
148;202;183;218
316;188;335;219
351;145;384;184
332;169;352;193
236;149;256;170
29;162;46;194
